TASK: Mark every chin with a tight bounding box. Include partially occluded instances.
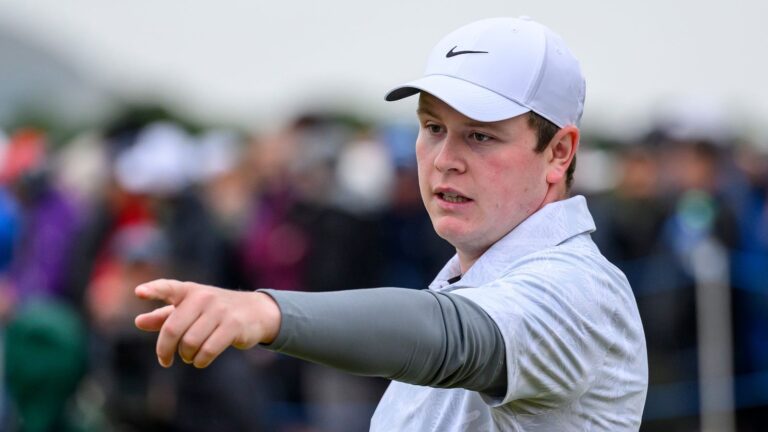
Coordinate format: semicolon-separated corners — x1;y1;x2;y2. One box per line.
433;221;476;248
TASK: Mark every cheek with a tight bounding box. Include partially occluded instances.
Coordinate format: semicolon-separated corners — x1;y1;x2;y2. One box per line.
415;140;433;199
414;133;428;162
483;154;546;211
414;134;433;165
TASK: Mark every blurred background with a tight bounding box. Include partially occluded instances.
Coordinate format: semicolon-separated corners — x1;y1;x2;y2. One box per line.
0;1;766;431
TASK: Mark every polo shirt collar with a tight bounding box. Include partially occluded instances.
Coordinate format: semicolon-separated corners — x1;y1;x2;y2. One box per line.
429;195;596;291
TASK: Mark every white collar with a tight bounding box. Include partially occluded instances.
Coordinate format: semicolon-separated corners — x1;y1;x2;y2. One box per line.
429;195;596;291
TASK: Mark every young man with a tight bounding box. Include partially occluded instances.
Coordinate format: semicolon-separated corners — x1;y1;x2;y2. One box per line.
135;17;648;430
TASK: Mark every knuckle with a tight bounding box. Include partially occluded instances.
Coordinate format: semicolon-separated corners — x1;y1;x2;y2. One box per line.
197;290;215;304
199;346;218;359
232;338;247;350
181;334;200;350
219;315;234;330
162;278;181;288
211;302;228;317
163;324;180;339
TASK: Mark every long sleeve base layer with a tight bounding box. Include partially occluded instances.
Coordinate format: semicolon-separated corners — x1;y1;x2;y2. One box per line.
260;287;507;397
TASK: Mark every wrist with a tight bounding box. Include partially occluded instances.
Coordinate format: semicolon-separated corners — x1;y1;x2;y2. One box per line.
254;291;282;344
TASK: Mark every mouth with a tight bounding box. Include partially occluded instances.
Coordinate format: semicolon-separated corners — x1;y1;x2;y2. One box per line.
435;188;472;204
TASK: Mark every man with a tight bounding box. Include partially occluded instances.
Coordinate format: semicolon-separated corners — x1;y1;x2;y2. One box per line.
135;17;648;430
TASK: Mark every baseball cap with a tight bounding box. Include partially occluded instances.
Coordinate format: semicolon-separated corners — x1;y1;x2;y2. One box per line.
385;16;585;127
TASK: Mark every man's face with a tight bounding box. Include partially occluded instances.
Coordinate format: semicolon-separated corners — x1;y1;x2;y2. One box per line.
416;93;549;265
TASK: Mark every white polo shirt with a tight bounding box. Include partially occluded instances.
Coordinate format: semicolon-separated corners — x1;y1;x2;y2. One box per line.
370;196;648;431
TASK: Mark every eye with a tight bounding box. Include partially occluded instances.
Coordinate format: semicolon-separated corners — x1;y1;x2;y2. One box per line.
470;132;493;143
424;123;444;134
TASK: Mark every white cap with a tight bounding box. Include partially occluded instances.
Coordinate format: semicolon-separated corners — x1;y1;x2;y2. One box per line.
386;17;586;127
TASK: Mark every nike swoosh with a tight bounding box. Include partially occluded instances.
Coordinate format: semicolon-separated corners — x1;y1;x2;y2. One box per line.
446;46;489;58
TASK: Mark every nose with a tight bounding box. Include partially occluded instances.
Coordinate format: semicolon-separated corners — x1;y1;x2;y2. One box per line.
433;133;467;174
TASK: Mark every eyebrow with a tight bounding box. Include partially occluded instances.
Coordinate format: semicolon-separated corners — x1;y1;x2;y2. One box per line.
416;106;439;119
466;119;502;130
417;100;509;133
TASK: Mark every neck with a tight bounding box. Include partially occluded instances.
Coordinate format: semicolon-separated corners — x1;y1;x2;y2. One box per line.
538;183;568;211
457;248;485;274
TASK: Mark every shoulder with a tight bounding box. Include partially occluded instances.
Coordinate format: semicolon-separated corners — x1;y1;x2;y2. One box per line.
505;234;633;303
451;235;646;405
454;233;639;334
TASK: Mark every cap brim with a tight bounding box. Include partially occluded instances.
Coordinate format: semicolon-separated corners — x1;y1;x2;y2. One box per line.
385;75;530;122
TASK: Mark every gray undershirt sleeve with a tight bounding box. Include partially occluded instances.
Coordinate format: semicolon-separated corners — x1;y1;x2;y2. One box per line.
258;287;507;397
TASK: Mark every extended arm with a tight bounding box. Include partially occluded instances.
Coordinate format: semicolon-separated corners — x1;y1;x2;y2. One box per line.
135;281;506;395
262;287;506;395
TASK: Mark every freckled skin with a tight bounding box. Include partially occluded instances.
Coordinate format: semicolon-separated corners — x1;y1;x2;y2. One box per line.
415;93;562;272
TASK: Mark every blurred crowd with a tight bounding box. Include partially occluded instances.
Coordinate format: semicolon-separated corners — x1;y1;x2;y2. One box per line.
0;105;766;431
0;109;453;432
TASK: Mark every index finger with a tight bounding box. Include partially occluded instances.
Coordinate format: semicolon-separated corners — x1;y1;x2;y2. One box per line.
135;279;191;306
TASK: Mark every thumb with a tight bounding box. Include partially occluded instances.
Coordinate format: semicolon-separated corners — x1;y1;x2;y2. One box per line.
135;279;191;306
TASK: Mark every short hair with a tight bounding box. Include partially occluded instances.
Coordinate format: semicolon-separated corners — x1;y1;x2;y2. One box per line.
527;112;576;190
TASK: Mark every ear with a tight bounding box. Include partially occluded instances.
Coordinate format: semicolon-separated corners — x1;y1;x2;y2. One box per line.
545;125;579;185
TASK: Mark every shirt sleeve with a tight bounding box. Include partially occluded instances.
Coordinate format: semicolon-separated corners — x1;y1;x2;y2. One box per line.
259;287;507;396
451;262;610;407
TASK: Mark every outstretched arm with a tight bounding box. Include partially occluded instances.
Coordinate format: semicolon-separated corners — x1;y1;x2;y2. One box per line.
135;280;506;395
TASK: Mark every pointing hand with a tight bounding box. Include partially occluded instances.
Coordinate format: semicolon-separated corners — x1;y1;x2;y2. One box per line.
134;279;281;368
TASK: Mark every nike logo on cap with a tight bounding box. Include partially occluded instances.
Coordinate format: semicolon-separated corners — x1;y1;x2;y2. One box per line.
446;46;488;58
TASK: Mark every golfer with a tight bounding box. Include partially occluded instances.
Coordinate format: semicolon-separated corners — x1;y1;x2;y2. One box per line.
136;17;648;431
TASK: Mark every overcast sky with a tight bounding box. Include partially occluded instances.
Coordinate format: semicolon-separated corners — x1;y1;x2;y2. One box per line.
0;0;766;141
